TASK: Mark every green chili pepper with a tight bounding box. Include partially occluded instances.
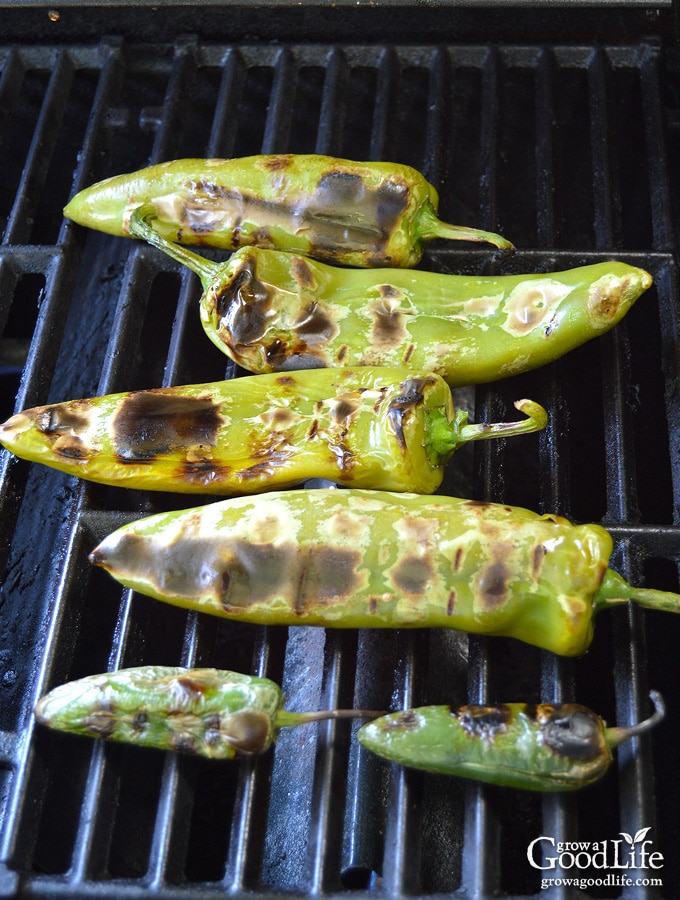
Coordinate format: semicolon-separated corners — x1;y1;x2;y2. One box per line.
88;489;680;657
0;367;545;495
129;207;652;388
357;692;664;791
63;154;513;267
35;665;377;760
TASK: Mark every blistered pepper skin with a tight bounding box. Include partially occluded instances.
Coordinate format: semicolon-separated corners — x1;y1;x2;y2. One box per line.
34;667;285;759
0;367;545;495
63;154;512;267
128;210;653;388
90;489;617;656
357;696;665;791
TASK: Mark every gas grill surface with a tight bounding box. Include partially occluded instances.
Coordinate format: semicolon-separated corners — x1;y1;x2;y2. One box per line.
1;5;680;899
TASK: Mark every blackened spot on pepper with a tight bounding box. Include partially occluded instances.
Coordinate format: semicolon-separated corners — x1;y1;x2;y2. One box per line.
216;256;273;346
447;590;456;615
532;544;547;579
336;345;349;363
172;734;198;755
465;499;492;509
276;375;297;388
476;560;511;609
291;256;315;289
52;436;89;459
265;155;294;171
457;704;511;739
132;711;148;731
371;296;406;347
402;343;415;363
391;555;433;595
388;709;419;730
113;392;223;462
293;302;336;342
453;547;464;571
178;459;231;486
39;405;90;436
541;704;603;760
204;713;221;730
385;377;430;450
84;712;116;739
226;709;271;755
330;397;360;422
307;419;319;440
376;179;411;231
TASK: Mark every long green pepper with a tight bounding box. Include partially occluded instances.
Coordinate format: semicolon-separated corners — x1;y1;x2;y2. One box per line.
63;154;513;267
357;693;665;791
89;488;680;657
0;367;546;495
35;666;375;760
129;207;652;388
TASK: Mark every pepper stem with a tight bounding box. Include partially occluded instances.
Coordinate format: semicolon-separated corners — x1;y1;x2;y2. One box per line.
129;204;219;288
594;568;680;615
605;691;665;749
417;200;515;251
426;399;548;463
274;708;387;729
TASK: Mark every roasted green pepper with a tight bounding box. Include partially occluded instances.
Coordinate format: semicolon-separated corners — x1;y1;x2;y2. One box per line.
129;208;652;388
35;666;377;760
88;488;680;657
357;692;664;791
0;367;545;495
63;154;513;267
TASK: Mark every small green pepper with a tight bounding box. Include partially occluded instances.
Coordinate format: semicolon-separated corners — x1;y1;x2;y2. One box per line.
357;692;664;791
35;666;376;760
129;207;652;388
88;489;680;657
63;154;513;267
0;367;545;495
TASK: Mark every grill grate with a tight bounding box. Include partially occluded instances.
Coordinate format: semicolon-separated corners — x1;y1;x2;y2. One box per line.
1;28;680;899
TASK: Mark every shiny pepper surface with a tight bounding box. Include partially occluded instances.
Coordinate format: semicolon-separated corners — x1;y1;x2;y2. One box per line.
63;154;512;267
89;489;680;656
129;209;653;388
357;693;665;791
0;367;545;495
35;666;371;760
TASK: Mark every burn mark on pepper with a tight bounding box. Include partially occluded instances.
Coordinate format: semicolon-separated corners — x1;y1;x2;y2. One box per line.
226;709;272;755
385;377;430;450
475;560;512;610
293;302;336;343
51;435;90;459
391;555;433;595
39;404;90;436
132;711;148;732
172;734;199;755
447;590;456;615
387;709;419;731
540;704;603;761
83;711;116;739
453;547;464;572
113;392;223;462
291;256;315;289
456;704;511;739
370;295;407;347
532;544;547;579
214;255;274;346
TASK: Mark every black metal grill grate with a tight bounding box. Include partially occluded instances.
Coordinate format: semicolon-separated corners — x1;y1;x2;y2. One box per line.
1;23;680;900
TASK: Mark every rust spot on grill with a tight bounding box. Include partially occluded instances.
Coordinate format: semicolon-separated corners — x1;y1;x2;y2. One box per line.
113;391;223;462
391;555;433;595
456;704;511;738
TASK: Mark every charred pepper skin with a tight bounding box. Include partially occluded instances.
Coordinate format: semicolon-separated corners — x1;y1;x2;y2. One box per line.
0;367;546;495
34;666;375;760
88;489;680;657
63;154;513;267
357;693;665;791
129;209;653;388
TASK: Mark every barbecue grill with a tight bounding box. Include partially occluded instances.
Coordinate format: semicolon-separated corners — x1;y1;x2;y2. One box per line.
1;2;680;898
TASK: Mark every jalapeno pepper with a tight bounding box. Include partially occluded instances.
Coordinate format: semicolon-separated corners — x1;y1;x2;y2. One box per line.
35;666;378;760
129;208;652;388
63;154;513;267
0;367;545;495
357;692;664;791
88;489;680;657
